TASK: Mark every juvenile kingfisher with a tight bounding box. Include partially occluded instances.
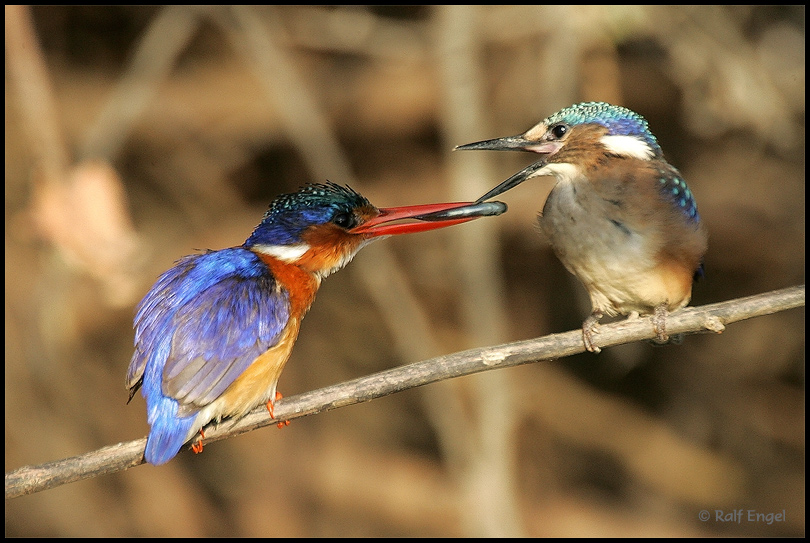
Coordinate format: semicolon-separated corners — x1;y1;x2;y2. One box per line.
455;102;707;353
126;182;505;465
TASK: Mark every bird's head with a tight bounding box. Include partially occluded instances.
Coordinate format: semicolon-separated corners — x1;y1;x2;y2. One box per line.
244;182;504;278
457;102;664;203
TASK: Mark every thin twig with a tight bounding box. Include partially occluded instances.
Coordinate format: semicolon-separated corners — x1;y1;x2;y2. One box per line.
5;285;804;500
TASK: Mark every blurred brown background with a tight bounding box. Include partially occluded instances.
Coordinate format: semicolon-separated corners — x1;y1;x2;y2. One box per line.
5;5;804;537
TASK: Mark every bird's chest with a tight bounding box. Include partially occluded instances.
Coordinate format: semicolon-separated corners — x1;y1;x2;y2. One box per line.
540;176;657;280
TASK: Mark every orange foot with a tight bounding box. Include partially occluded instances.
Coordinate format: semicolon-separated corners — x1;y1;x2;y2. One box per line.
191;429;205;454
266;391;291;429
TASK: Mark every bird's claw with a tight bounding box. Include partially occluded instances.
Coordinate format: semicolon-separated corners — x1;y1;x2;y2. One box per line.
582;312;603;353
266;391;290;428
191;429;205;454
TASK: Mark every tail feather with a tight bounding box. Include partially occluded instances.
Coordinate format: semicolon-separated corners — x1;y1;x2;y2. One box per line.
144;396;198;465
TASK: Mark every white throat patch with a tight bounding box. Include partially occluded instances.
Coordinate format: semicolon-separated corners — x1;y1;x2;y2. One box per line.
539;162;581;182
252;243;310;263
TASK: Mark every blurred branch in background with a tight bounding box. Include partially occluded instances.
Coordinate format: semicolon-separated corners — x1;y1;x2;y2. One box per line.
78;6;201;162
5;6;69;183
434;5;521;537
5;5;804;537
5;6;145;309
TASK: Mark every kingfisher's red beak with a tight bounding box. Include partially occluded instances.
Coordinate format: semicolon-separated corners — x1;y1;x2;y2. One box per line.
349;200;506;236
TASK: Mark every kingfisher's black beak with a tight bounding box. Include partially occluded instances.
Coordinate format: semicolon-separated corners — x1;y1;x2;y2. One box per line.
408;200;507;222
472;160;548;203
456;133;560;203
349;200;506;236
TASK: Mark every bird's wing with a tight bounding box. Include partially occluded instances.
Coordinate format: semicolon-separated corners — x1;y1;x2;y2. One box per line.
654;163;700;224
127;247;289;412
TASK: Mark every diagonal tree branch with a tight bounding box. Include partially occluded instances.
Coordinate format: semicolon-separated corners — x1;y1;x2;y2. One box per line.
5;285;804;499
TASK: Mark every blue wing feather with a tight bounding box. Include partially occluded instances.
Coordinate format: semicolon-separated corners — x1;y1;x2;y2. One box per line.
127;247;289;465
165;274;286;407
655;164;700;224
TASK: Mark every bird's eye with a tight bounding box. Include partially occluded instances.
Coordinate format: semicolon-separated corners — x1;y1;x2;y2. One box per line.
550;124;569;139
333;211;357;229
